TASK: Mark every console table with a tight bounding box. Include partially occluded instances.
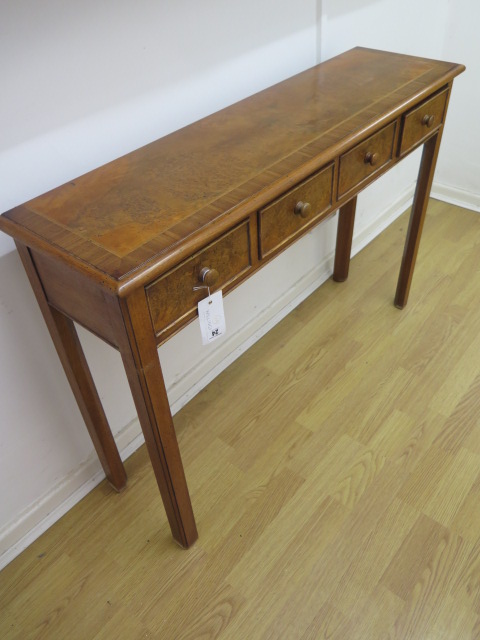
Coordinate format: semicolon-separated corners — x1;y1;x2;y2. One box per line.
0;48;465;548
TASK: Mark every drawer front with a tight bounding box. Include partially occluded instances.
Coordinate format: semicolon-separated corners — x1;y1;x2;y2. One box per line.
259;163;334;258
338;122;396;198
399;89;448;156
147;221;251;339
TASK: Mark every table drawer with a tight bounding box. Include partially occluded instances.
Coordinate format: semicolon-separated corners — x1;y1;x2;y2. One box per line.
259;163;334;258
146;221;251;339
338;122;396;198
399;89;448;156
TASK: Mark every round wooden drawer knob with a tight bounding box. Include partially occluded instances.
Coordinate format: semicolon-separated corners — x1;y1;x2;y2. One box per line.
199;267;219;287
422;114;435;128
294;201;312;218
364;151;379;166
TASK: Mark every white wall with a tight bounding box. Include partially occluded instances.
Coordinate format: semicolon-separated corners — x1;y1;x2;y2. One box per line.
0;0;477;568
434;0;480;207
0;0;320;567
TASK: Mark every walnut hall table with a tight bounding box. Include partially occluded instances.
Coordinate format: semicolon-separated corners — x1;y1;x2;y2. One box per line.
0;48;465;548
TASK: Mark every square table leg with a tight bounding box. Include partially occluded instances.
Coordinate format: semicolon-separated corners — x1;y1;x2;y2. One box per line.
395;132;443;309
333;196;357;282
115;288;198;548
14;242;127;492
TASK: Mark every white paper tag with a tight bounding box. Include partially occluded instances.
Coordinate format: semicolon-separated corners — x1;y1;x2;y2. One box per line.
198;290;226;345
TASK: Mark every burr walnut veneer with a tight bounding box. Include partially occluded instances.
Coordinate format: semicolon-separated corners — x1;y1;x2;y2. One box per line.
0;48;465;548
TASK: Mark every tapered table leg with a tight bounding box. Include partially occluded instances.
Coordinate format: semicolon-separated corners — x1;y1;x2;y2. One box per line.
333;196;357;282
15;242;127;492
395;132;442;309
116;288;198;548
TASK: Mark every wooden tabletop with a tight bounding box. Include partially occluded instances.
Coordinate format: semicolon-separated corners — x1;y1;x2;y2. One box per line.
0;47;464;288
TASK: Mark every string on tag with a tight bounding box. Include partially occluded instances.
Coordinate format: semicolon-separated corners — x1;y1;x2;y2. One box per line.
193;284;213;303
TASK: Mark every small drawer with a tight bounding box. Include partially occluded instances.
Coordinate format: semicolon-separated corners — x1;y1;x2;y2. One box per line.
399;89;448;156
338;122;396;198
146;221;251;339
259;163;334;258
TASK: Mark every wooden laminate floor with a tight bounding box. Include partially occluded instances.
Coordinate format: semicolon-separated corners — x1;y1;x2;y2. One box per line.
1;200;479;639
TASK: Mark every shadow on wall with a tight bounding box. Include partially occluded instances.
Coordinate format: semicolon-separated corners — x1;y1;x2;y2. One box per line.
1;0;315;152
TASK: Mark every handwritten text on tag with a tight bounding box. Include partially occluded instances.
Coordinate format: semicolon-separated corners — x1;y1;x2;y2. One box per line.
198;291;226;345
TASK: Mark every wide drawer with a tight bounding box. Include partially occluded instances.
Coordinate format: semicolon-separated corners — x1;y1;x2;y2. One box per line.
259;163;334;258
338;122;396;198
146;221;251;340
399;89;448;156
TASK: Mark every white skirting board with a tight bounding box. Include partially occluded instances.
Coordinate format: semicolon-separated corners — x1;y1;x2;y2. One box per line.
430;182;480;213
2;179;477;570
